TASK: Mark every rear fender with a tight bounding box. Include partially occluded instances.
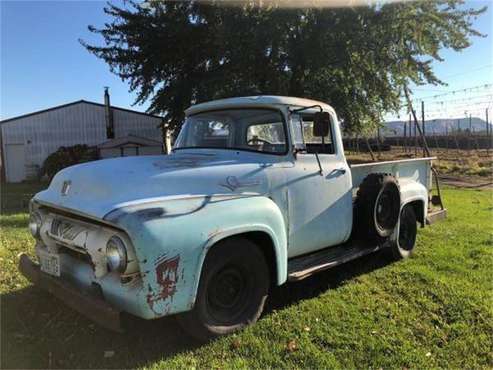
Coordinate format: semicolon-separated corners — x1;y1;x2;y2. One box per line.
399;180;428;226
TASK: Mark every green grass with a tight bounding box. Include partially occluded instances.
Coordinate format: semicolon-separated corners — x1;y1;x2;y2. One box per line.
1;187;492;369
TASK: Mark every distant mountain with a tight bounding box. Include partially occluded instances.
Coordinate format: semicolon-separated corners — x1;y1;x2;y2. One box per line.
383;117;491;136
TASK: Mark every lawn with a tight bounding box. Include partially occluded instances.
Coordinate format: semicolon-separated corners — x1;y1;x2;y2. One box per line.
1;186;492;369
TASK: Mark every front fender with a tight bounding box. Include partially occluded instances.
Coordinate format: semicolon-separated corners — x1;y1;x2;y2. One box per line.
104;195;287;318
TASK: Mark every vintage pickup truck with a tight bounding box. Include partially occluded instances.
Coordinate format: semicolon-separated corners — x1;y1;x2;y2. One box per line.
19;96;446;340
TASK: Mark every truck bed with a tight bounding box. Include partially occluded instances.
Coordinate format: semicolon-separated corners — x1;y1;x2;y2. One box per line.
349;157;436;192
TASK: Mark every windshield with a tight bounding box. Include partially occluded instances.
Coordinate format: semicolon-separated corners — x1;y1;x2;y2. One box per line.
174;109;287;154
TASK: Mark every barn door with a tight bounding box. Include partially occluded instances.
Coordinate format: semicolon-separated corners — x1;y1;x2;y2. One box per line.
6;144;25;182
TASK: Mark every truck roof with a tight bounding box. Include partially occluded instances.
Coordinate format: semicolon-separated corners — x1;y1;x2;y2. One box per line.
185;95;335;116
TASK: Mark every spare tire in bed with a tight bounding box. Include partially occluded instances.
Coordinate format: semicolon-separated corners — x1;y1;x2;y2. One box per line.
354;173;400;240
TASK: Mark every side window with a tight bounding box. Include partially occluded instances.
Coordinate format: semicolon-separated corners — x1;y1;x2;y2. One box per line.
246;121;287;153
302;116;335;154
291;115;305;148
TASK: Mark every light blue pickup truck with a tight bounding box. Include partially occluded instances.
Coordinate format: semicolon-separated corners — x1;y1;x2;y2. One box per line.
19;96;446;340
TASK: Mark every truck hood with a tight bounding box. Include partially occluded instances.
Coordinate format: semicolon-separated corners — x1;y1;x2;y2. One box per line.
34;152;271;219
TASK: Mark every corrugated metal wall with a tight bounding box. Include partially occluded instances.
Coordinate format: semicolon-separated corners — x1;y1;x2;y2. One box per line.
1;101;162;182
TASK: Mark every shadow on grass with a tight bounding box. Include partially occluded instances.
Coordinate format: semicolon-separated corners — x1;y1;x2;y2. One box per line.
1;251;393;369
267;249;392;313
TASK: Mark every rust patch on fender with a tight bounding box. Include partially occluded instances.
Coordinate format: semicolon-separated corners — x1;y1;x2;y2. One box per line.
207;228;222;240
146;254;180;314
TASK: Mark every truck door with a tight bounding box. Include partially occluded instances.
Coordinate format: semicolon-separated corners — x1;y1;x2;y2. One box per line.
286;113;353;258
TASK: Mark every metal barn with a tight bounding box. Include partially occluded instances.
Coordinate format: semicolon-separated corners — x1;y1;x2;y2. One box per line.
0;99;164;183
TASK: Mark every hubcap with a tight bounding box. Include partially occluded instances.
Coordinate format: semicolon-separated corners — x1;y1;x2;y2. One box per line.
376;192;394;228
206;265;250;322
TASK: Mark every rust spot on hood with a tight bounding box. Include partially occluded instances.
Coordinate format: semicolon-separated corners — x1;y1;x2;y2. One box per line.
146;254;180;314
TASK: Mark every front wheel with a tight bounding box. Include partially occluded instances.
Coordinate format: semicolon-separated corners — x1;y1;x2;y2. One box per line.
177;238;269;341
390;205;418;260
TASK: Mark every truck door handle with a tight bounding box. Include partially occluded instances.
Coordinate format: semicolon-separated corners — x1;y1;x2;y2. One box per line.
328;167;346;176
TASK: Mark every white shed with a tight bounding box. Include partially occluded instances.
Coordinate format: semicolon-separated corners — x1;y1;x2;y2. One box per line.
0;100;164;182
98;135;163;158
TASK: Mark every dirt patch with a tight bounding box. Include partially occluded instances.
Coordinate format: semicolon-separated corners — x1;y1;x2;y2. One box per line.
346;146;492;190
438;175;493;190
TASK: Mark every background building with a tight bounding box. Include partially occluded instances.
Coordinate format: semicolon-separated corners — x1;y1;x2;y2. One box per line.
97;135;163;159
0;95;165;183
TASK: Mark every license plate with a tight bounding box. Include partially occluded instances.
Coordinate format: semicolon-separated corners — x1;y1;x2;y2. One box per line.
39;250;60;277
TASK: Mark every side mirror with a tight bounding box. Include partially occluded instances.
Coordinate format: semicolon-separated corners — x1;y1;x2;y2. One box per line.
313;112;330;137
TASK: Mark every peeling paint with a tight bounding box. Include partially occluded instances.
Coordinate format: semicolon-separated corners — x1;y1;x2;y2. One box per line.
135;207;167;221
152;155;214;170
220;176;261;191
146;254;180;314
207;228;222;240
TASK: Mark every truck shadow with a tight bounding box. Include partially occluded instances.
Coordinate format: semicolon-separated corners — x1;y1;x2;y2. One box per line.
1;250;393;369
266;249;393;312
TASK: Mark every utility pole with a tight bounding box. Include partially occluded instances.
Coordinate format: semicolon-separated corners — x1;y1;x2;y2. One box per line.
403;87;431;157
469;113;472;151
404;116;408;152
487;108;491;153
414;110;417;156
486;108;489;136
445;122;449;151
421;100;426;156
409;118;412;153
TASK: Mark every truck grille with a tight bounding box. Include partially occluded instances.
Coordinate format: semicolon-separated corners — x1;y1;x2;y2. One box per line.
51;218;85;241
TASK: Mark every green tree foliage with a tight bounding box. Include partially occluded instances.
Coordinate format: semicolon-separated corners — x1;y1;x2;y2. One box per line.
42;145;98;180
82;0;485;134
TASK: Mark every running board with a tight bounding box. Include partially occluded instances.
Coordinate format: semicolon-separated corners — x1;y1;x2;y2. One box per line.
287;242;384;282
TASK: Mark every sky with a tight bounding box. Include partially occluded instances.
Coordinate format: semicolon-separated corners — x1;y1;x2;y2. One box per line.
0;0;492;122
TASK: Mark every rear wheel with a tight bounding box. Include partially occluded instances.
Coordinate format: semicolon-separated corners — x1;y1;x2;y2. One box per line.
354;173;401;241
177;238;269;341
390;205;417;260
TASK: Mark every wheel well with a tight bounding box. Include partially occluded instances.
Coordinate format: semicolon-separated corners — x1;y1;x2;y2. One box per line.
212;231;277;286
405;200;425;226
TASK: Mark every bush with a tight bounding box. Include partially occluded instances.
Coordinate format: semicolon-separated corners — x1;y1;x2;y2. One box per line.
41;145;98;180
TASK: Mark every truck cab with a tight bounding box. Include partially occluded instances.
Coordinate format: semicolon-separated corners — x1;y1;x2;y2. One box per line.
19;96;445;341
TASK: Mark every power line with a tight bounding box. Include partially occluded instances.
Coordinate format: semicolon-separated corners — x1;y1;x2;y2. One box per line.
422;94;493;105
412;65;493;92
411;83;492;101
439;64;493;80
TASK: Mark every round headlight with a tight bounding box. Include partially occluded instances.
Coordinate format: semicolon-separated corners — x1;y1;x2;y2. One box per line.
106;236;128;273
29;211;43;238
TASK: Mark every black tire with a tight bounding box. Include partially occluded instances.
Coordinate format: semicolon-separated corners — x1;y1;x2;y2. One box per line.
355;173;401;241
390;205;417;260
177;238;269;341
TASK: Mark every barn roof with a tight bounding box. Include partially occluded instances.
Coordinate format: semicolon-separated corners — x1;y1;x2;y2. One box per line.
0;100;163;124
97;135;162;149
